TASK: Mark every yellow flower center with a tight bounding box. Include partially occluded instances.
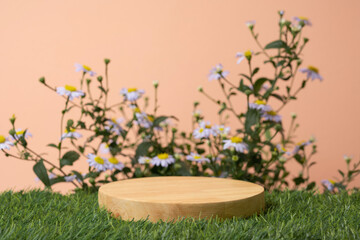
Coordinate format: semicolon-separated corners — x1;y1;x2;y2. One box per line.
298;16;309;21
134;107;141;113
16;130;25;135
147;116;154;122
82;65;91;71
231;136;243;143
307;65;319;73
244;50;252;58
0;135;6;143
255;100;266;105
205;125;211;129
157;153;169;160
111;118;117;124
64;128;76;133
65;85;77;92
219;127;224;131
199;128;204;133
329;180;336;185
296;140;306;146
194;155;201;160
108;157;119;164
144;157;151;163
94;156;104;164
128;88;138;92
280;146;286;152
266;111;277;116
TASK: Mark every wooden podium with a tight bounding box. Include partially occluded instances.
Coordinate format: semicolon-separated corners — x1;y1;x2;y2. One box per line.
98;176;265;222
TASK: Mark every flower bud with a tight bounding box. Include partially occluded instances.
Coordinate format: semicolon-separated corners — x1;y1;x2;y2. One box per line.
86;79;91;85
97;76;103;82
244;50;252;61
193;101;199;107
344;155;352;164
89;178;95;184
232;155;239;161
278;10;284;17
245;89;252;96
291;112;297;119
10;114;16;124
197;86;203;92
171;127;177;133
9;129;16;136
279;156;286;163
275;124;282;131
104;59;111;65
303;38;309;44
309;136;316;143
39;77;45;84
174;163;182;170
153;80;159;88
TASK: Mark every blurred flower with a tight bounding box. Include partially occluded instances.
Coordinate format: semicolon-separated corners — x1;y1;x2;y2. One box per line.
135;112;154;129
208;64;229;81
120;88;145;102
56;85;85;100
276;144;290;155
61;128;82;140
138;156;152;164
293;16;312;26
10;129;32;141
236;50;253;64
186;153;210;163
262;110;282;122
292;140;311;154
99;143;110;154
223;136;248;153
64;174;77;182
151;153;175;167
321;179;335;191
299;66;323;81
107;157;124;171
0;135;13;150
105;118;124;135
75;63;96;76
214;125;230;136
343;155;353;164
193;121;215;139
245;20;256;29
86;154;108;171
192;110;202;118
249;100;272;112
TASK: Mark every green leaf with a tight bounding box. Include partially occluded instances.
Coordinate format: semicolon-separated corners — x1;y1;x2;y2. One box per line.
153;116;167;127
67;119;74;127
252;67;260;76
135;141;152;159
265;40;288;49
245;109;260;133
60;151;80;168
33;160;51;187
47;143;59;149
253;78;268;94
338;170;345;177
306;182;316;190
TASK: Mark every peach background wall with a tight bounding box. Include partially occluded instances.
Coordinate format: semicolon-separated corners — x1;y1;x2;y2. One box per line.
0;0;359;193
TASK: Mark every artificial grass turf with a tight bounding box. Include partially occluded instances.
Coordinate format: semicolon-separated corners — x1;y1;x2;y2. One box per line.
0;190;359;240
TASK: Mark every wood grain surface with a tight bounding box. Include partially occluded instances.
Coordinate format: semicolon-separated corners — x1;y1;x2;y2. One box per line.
98;176;265;222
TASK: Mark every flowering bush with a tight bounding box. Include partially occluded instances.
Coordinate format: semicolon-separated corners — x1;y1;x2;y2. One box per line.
1;12;359;193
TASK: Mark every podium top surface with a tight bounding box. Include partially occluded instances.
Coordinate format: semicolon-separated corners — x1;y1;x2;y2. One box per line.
99;176;264;204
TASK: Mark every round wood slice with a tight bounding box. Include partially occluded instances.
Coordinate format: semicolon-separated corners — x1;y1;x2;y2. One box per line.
98;176;265;222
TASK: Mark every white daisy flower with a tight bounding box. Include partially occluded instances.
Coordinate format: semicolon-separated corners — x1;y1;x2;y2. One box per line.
262;110;282;122
86;153;108;172
236;50;253;64
120;88;145;102
105;118;124;135
213;125;231;137
64;174;77;182
276;144;290;155
292;140;311;154
249;100;272;112
293;16;312;26
151;153;175;168
138;156;152;164
299;66;323;81
321;179;335;191
245;20;256;29
107;157;124;171
135;112;154;129
1;135;15;150
193;121;215;139
186;153;210;163
223;136;248;153
10;129;32;141
75;63;96;76
208;64;229;81
61;128;82;140
56;85;85;100
99;143;110;154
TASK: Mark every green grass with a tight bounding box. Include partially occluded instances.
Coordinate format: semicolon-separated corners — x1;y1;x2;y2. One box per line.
0;189;359;240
